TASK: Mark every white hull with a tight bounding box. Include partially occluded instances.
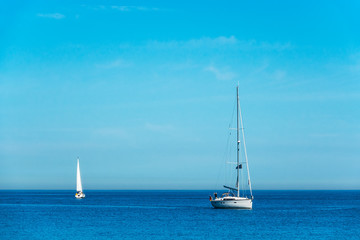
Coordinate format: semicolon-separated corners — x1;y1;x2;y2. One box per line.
75;192;85;199
211;197;252;209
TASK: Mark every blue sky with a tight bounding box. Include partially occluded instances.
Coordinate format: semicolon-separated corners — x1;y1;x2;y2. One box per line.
0;0;359;190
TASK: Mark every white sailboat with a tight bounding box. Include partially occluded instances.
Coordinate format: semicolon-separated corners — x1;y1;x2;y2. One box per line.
210;86;253;209
75;158;85;199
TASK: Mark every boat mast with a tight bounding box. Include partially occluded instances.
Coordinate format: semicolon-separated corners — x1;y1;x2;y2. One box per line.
238;91;253;199
236;86;240;198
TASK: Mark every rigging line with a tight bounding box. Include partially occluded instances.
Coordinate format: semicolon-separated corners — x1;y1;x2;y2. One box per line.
215;132;231;191
230;96;236;130
215;97;237;191
215;135;228;191
226;133;234;188
224;96;237;190
214;158;225;191
220;126;233;189
240;143;246;197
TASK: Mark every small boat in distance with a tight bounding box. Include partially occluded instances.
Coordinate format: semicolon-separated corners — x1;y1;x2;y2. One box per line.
210;85;253;209
75;158;85;199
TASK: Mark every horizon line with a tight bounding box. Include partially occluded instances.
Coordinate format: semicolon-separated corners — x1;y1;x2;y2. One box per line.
1;188;359;191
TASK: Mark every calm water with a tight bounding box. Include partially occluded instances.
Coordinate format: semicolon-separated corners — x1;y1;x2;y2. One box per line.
0;190;359;239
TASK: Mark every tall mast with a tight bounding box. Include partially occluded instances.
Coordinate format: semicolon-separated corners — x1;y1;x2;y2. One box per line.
236;86;240;197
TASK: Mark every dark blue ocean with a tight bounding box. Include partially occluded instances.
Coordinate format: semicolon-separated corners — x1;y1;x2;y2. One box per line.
0;190;359;239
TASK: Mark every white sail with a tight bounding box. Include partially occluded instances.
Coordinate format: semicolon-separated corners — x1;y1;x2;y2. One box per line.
76;158;83;192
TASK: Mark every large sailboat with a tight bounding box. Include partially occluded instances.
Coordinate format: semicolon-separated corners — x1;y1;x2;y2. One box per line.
210;86;253;209
75;158;85;199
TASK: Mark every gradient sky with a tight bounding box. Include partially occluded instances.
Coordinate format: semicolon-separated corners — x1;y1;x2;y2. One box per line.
0;0;359;190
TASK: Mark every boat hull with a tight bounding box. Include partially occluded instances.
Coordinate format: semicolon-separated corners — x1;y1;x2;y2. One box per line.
75;192;85;199
211;198;252;209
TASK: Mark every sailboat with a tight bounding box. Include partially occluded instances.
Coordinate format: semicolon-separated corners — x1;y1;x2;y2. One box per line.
75;158;85;199
210;86;253;209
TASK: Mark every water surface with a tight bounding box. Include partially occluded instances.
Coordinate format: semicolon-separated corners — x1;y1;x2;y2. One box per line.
0;190;359;239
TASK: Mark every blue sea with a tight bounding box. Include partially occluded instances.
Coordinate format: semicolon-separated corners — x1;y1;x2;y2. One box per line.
0;190;359;239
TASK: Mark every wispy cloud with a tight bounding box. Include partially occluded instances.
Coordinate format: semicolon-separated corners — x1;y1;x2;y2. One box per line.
81;4;160;12
204;65;236;81
111;6;159;11
95;59;132;69
249;91;360;102
37;13;65;19
347;52;360;74
93;128;128;137
80;4;106;11
184;36;238;47
147;36;237;49
145;123;174;133
309;133;339;138
272;70;287;81
146;36;292;51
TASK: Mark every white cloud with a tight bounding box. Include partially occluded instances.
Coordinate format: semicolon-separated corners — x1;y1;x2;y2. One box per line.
37;13;65;19
145;123;174;132
272;70;287;81
95;59;132;69
249;91;360;102
146;36;292;51
205;65;236;81
256;41;292;51
111;6;159;11
111;6;131;11
347;52;360;73
93;128;128;137
81;4;161;12
147;36;237;49
309;133;339;138
186;36;238;47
